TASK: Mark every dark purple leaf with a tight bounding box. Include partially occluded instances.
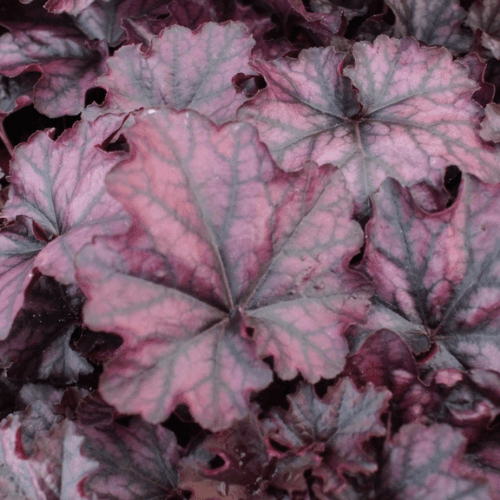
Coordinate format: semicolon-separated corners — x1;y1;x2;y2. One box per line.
77;417;181;500
0;277;92;384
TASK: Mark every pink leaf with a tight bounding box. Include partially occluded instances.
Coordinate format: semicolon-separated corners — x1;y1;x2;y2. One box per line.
0;413;92;500
75;107;370;430
2;114;130;285
381;423;493;499
85;22;256;124
238;36;500;208
0;25;106;117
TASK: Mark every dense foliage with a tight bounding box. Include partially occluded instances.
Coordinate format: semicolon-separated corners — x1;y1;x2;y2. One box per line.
2;0;500;498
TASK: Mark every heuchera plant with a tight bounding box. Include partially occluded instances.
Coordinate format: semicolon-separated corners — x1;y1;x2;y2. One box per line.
4;0;500;498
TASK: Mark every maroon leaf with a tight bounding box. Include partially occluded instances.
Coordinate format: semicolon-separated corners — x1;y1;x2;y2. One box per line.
85;22;256;124
0;277;92;384
75;107;370;430
77;417;181;500
386;0;471;54
238;36;500;208
381;423;493;499
345;329;418;399
363;175;500;372
178;413;275;499
178;410;319;498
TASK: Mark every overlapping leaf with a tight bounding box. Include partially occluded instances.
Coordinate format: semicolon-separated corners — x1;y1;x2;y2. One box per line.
262;378;391;481
85;22;256;124
0;23;106;117
0;115;129;340
71;0;170;47
179;411;320;499
75;107;370;430
381;423;493;499
238;35;500;209
0;412;94;500
467;0;500;58
363;174;500;372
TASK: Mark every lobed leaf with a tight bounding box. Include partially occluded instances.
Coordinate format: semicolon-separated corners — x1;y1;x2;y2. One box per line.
262;378;391;476
85;22;256;124
75;107;370;430
238;36;500;209
2;114;130;286
0;25;106;117
363;174;500;372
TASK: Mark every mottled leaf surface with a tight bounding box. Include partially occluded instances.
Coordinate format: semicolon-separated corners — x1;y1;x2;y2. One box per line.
0;25;106;117
78;418;181;500
263;378;391;475
85;22;256;124
381;423;492;499
238;36;500;208
2;114;129;285
363;174;500;371
75;107;370;430
386;0;471;53
0;413;90;500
